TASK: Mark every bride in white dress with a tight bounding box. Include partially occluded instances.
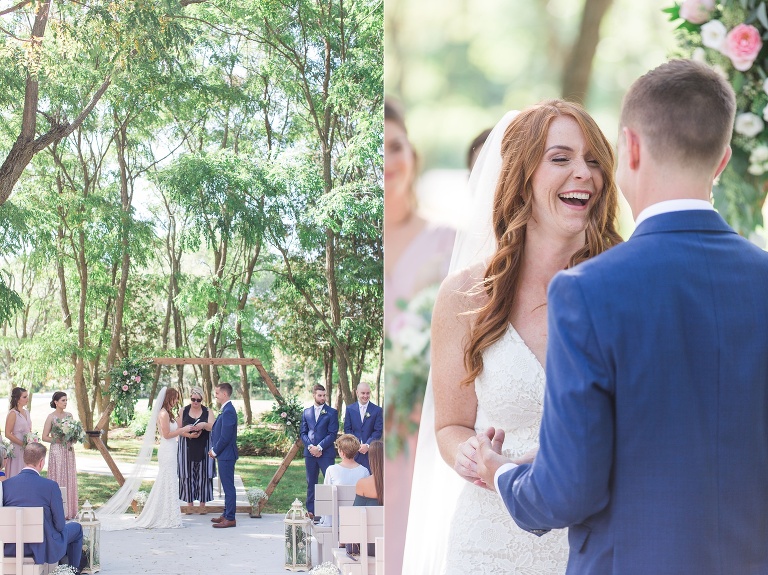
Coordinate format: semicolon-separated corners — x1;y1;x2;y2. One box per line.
403;101;623;573
98;387;194;530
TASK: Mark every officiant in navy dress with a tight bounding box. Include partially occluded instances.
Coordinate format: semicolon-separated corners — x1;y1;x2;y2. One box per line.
300;384;338;516
343;382;382;471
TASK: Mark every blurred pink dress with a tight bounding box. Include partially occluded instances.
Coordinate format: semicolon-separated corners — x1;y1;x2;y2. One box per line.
48;415;79;519
6;408;31;478
384;223;454;575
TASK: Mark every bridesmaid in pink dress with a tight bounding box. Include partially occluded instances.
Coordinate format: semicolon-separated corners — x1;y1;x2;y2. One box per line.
5;387;31;478
383;100;454;575
42;391;79;519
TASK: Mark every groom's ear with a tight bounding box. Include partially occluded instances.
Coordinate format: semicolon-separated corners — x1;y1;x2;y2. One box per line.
714;145;732;179
623;127;641;171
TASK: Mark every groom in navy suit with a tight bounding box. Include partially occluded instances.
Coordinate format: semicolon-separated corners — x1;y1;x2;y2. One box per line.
343;382;382;471
474;60;768;574
300;384;338;517
209;382;239;528
3;443;83;572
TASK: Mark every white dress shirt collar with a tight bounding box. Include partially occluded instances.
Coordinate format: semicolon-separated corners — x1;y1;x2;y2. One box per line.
635;199;714;227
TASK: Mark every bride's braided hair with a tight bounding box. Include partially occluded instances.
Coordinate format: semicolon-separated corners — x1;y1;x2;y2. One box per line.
461;100;623;387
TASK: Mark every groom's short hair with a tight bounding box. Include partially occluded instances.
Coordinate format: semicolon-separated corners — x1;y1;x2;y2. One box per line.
24;442;47;466
216;382;233;397
620;59;735;169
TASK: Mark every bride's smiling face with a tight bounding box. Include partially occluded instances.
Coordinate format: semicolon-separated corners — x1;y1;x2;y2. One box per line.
529;115;603;239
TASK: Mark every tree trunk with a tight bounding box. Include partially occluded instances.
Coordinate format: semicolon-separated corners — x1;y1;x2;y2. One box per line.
561;0;614;102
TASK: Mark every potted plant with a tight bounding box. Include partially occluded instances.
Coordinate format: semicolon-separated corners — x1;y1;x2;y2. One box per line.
247;487;268;518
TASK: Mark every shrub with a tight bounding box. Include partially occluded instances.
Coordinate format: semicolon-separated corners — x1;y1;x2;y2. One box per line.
129;410;152;437
237;425;294;457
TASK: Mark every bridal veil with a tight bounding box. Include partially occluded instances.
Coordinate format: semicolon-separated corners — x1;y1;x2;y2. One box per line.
402;111;519;573
97;386;167;530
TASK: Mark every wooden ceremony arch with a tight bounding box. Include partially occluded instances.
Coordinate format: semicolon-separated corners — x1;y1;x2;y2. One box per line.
88;357;300;515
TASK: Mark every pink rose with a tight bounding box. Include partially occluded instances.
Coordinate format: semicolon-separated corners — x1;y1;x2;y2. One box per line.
123;370;128;376
122;384;129;391
679;0;715;25
281;412;287;418
136;376;141;382
725;24;763;71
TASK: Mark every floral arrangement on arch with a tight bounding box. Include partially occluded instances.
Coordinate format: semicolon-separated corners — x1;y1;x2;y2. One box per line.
265;394;304;441
108;357;153;426
665;0;768;235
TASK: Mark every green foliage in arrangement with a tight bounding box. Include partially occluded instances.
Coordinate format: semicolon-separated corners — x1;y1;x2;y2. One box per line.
108;358;153;426
263;395;304;441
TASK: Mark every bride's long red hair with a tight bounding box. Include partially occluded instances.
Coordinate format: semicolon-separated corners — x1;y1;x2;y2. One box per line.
461;100;623;387
162;388;180;420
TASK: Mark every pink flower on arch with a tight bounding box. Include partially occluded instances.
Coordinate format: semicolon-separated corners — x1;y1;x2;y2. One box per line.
123;370;128;376
281;412;287;418
122;385;129;391
136;376;141;383
725;23;763;71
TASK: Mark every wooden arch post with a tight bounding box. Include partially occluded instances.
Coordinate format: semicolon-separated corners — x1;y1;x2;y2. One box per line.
88;357;301;514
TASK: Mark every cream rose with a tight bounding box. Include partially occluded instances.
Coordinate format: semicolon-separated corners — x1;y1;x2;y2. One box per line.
679;0;715;25
701;20;727;52
735;112;764;138
725;24;762;71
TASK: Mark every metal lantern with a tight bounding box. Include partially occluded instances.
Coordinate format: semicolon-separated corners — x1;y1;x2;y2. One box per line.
284;498;312;571
77;500;101;574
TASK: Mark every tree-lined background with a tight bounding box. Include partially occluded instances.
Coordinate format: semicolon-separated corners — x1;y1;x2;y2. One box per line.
0;0;383;436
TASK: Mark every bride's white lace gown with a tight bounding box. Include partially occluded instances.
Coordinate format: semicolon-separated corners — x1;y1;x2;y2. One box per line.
444;325;569;574
134;419;183;529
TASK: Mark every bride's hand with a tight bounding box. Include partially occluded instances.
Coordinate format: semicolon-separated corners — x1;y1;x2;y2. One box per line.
454;435;481;483
512;447;538;466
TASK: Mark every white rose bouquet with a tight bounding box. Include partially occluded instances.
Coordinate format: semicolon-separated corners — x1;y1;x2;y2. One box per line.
51;417;85;446
22;431;40;447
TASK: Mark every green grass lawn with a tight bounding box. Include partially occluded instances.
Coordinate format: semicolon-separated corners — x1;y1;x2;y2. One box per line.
69;428;312;514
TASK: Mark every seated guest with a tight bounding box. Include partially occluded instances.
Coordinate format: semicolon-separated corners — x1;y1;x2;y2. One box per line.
319;434;370;526
348;439;383;556
3;443;83;573
354;439;382;507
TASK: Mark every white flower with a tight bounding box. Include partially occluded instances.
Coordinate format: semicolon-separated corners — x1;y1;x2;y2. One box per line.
751;145;768;163
692;47;707;63
711;65;729;80
701;20;728;52
748;162;765;175
735;112;764;138
763;78;768;96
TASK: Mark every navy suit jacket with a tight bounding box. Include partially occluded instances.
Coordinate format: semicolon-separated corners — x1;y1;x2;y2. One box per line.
343;402;383;446
300;404;338;459
499;211;768;574
3;468;68;564
211;401;238;461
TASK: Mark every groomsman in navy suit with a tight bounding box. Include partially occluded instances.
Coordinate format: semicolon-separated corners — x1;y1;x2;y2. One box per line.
3;443;83;573
300;384;338;517
343;382;382;471
209;382;239;528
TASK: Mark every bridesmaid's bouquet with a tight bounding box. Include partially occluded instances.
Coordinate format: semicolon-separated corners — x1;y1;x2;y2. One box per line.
51;417;85;446
1;437;14;459
22;431;40;447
